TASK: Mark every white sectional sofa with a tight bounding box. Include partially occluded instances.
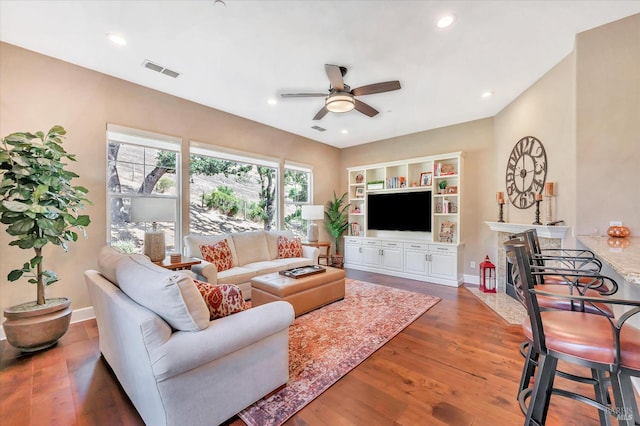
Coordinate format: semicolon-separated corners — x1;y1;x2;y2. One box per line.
85;247;294;426
184;230;319;299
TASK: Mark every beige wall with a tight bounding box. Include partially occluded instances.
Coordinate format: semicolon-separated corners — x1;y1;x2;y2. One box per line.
340;118;495;276
0;42;341;314
575;13;640;236
494;53;577;246
1;13;638;316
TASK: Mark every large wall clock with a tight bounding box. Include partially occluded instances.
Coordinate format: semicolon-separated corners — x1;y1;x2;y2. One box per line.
505;136;547;209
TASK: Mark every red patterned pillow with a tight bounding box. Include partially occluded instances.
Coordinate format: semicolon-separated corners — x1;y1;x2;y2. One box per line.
278;235;303;258
194;279;248;320
200;240;234;272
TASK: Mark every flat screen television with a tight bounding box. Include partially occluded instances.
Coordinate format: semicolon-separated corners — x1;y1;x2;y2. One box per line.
367;191;432;232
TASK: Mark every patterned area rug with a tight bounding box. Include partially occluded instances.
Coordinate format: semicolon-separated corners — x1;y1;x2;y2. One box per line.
238;279;441;426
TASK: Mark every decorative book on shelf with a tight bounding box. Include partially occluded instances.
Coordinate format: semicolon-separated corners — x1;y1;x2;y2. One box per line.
435;163;455;176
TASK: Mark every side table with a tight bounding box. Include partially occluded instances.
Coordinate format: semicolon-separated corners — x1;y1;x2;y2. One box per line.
301;241;331;265
155;256;201;271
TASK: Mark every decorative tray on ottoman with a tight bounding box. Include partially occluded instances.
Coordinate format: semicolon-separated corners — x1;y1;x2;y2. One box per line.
279;265;326;278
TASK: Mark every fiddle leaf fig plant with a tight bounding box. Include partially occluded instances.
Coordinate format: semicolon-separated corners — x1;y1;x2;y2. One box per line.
324;191;350;255
0;126;92;305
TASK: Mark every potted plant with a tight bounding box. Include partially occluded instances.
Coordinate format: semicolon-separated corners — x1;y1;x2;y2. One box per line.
0;126;92;351
324;191;349;268
438;180;447;194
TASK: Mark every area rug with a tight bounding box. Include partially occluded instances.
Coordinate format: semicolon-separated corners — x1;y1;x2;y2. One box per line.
238;278;440;426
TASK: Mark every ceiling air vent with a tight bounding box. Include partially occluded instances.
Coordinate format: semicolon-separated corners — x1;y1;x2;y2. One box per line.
142;60;180;78
311;126;326;132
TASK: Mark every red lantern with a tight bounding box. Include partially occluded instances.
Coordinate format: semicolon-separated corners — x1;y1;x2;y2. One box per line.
479;255;496;293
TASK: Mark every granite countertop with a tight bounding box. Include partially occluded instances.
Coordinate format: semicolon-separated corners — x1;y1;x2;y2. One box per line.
577;235;640;285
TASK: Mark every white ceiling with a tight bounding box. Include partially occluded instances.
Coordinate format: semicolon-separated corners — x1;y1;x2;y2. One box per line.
1;1;639;149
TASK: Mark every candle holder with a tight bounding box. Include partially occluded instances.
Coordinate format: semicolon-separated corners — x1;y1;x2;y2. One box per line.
497;201;505;223
533;199;542;225
545;195;554;224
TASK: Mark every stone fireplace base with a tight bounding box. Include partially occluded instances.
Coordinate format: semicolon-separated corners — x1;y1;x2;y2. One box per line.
485;222;570;294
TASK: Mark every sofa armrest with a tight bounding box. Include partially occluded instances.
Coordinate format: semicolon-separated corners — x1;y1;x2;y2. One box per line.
302;246;319;263
146;301;294;381
191;259;219;285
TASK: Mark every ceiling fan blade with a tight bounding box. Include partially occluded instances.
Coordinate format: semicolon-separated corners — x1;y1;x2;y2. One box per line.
313;106;329;120
281;93;327;98
354;99;379;117
325;64;344;91
351;80;401;96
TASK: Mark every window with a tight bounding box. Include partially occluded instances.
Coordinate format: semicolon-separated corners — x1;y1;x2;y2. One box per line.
107;125;181;254
283;164;312;239
189;145;279;235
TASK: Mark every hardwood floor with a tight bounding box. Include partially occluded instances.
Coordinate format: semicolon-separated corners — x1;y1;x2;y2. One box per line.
0;270;624;425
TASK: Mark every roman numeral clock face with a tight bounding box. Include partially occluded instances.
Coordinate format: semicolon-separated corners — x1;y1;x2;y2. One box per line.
505;136;547;209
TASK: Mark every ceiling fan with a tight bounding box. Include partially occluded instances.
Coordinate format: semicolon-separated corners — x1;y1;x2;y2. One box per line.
281;64;401;120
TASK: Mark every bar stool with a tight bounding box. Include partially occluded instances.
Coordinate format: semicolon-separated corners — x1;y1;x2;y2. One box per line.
509;234;619;424
505;241;640;426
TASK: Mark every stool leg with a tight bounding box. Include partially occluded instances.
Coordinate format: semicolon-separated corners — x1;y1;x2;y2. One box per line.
519;342;538;399
593;369;612;426
611;370;638;426
526;353;557;426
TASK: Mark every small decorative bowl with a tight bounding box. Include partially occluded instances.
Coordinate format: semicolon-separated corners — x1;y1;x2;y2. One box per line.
607;226;630;238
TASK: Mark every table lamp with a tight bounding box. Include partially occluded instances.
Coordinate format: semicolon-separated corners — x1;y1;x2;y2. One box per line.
130;197;176;262
301;205;324;242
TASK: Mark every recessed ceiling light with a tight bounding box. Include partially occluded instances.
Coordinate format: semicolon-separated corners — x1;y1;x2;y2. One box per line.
267;98;277;106
436;14;456;29
107;33;127;46
341;129;348;134
482;91;493;98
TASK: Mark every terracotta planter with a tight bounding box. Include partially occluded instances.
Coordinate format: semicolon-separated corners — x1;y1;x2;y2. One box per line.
3;297;72;352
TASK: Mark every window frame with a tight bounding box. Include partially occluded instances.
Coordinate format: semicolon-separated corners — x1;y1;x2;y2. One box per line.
106;125;182;252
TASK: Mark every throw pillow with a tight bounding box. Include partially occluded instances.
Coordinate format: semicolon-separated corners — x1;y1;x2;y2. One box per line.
115;256;210;331
277;235;303;258
194;279;248;320
97;245;151;287
200;239;234;272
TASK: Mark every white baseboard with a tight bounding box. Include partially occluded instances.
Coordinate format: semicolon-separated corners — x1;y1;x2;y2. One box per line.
0;306;95;341
464;274;479;285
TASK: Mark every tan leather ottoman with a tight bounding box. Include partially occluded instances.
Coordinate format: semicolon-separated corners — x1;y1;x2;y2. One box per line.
251;266;345;316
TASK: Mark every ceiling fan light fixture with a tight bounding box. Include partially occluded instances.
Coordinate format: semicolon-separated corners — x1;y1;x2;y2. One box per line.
326;93;355;113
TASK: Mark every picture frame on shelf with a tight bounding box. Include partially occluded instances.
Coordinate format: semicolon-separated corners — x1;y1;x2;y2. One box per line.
355;187;365;197
355;173;364;183
451;205;458;213
435;203;443;213
419;172;432;186
445;186;458;194
439;221;455;243
440;163;455;175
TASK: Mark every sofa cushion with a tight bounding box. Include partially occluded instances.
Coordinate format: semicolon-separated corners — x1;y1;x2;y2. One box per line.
115;256;210;331
200;239;234;272
277;235;303;258
97;245;150;287
217;266;258;286
271;257;314;270
241;260;283;276
194;279;248;320
232;231;270;266
265;230;295;260
184;234;238;266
